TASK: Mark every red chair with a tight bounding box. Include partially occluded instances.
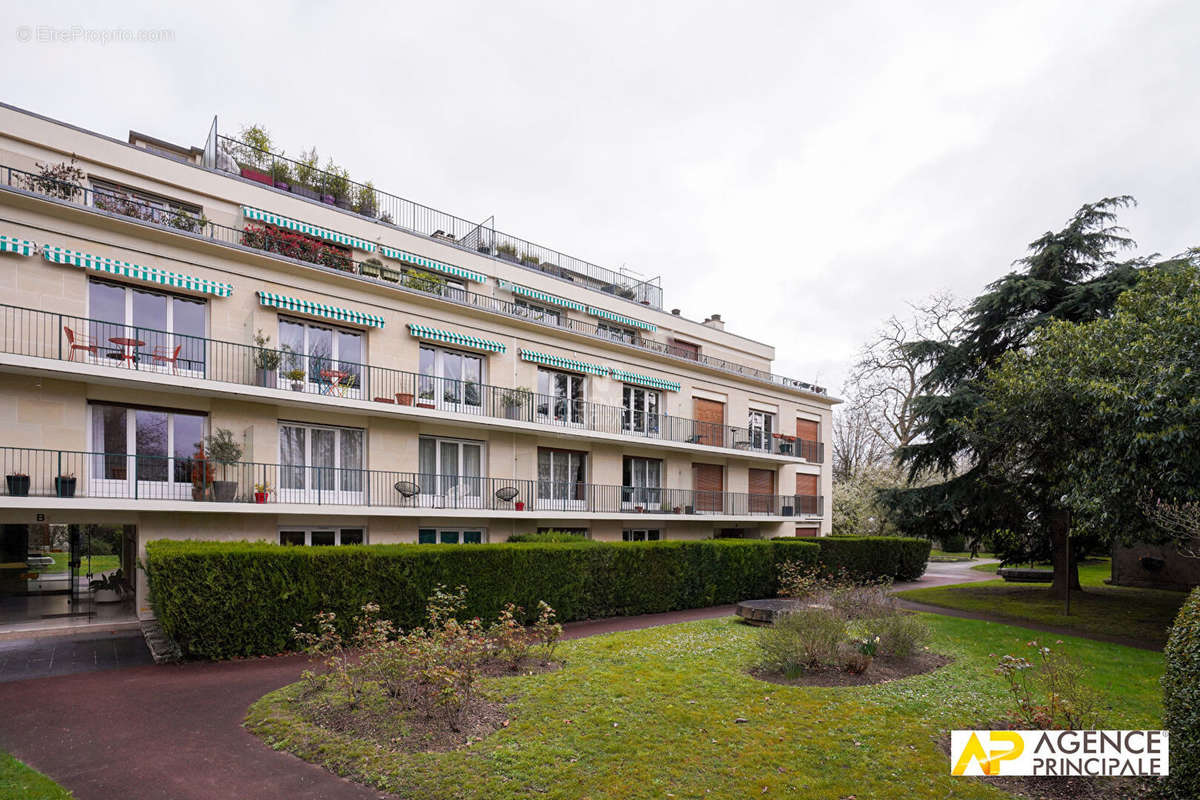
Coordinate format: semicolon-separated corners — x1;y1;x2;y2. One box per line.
63;327;98;361
150;344;182;373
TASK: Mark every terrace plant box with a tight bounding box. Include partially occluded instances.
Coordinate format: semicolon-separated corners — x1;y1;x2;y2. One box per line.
273;180;290;191
240;167;273;186
5;475;30;497
292;184;321;201
395;393;414;406
54;477;76;498
380;267;401;282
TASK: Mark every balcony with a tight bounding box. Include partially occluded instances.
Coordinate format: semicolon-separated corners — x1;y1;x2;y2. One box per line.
0;304;824;463
0;163;827;396
0;447;823;519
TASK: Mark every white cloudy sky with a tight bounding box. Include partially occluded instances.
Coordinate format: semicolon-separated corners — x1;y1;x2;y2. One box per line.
2;1;1196;395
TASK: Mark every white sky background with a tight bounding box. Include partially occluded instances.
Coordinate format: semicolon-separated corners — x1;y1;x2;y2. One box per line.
1;1;1196;396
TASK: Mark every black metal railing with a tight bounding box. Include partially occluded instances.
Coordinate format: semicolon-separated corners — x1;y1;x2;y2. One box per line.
0;303;824;462
0;446;822;517
207;131;665;308
1;163;827;396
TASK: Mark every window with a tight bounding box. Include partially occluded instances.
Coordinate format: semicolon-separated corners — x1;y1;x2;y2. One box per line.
88;279;206;373
418;344;484;408
91;178;204;231
403;269;466;301
279;528;366;546
537;368;586;425
418;528;486;544
537;448;587;508
670;339;700;360
597;322;636;344
622;457;663;508
88;403;206;497
622;529;661;542
279;317;363;396
418;436;484;505
748;410;775;451
514;299;561;326
622;385;661;435
279;422;364;501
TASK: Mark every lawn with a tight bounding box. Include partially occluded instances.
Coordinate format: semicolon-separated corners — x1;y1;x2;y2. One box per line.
33;553;120;577
0;752;72;799
928;549;994;562
899;558;1187;648
247;614;1163;799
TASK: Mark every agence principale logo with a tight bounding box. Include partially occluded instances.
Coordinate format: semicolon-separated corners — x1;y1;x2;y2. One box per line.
951;730;1169;777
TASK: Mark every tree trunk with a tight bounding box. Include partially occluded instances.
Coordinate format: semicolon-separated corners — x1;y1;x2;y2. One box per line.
1050;508;1081;599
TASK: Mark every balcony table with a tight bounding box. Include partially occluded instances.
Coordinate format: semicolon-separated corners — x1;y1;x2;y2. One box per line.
319;370;350;397
108;337;145;366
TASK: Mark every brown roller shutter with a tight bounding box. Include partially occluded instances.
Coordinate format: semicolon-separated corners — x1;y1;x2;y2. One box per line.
693;398;725;447
796;419;819;441
749;468;775;513
692;463;723;512
796;473;818;495
795;527;819;538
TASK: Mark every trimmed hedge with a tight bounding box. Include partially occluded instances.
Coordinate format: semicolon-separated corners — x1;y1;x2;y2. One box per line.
1160;588;1200;799
813;536;930;582
145;539;819;660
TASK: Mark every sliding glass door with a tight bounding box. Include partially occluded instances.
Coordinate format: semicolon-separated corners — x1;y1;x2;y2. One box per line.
417;437;484;508
279;423;364;504
88;404;205;499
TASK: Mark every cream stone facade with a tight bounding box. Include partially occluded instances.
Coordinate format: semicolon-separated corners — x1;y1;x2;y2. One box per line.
0;103;837;626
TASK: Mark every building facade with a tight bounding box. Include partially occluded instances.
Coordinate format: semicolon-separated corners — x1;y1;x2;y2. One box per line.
0;103;836;630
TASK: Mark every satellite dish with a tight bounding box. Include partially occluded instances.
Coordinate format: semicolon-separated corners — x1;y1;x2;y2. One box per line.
394;481;420;498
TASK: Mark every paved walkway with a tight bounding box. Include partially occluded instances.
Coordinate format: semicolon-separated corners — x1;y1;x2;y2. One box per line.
891;557;1000;592
0;630;153;682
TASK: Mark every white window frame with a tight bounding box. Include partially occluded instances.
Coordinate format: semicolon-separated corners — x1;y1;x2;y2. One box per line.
418;344;485;411
278;316;364;399
86;403;207;500
536;447;588;510
417;436;486;508
537;368;587;426
622;384;662;437
86;278;207;377
748;410;775;451
277;421;365;504
597;321;636;344
514;298;561;326
278;527;367;546
622;456;663;510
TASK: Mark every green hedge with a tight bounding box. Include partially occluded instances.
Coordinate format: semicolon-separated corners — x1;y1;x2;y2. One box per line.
145;539;819;660
813;536;930;582
1161;588;1200;799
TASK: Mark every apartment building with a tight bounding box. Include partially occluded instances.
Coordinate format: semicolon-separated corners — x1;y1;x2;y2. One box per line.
0;103;836;632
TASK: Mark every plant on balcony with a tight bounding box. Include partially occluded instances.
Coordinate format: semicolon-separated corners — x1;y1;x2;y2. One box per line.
403;269;446;294
520;252;540;267
360;257;383;278
165;209;209;234
241;224;353;272
252;330;282;387
253;482;272;504
354;181;378;218
291;147;322;200
203;429;243;503
284;367;307;391
270;158;292;190
322;160;352;207
190;444;214;501
379;210;394;225
5;472;30;497
18;156;85;201
55;472;77;498
500;387;532;419
496;242;519;262
232;125;275;185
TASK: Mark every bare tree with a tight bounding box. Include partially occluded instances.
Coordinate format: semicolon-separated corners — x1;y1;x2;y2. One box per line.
1143;498;1200;559
832;404;890;482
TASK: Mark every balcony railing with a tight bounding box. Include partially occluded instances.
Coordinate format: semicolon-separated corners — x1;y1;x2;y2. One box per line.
206;130;665;309
0;303;824;462
0;163;827;396
0;447;823;518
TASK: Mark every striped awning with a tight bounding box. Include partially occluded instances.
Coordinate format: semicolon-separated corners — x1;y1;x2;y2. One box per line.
241;207;376;252
380;246;485;283
408;323;505;353
586;306;656;332
257;291;384;328
610;369;681;393
519;349;607;376
43;245;234;298
0;234;36;256
498;280;586;312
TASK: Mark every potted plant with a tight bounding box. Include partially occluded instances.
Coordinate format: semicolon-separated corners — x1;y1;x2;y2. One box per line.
285;367;306;391
496;242;519;262
514;500;525;511
90;568;132;603
253;330;281;388
55;473;77;498
190;444;213;500
673;506;682;514
416;396;437;409
292;148;321;200
6;472;30;497
354;181;378;218
360;257;383;278
500;387;531;420
519;252;540;267
634;504;645;513
270;159;292;191
395;391;414;406
203;428;243;502
253;482;272;504
380;265;401;282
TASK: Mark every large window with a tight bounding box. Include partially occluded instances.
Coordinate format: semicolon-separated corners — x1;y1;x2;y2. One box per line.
278;317;363;396
537;368;586;425
418;528;486;544
418;345;483;409
514;299;561;326
89;403;206;497
622;456;663;508
279;422;364;502
622;385;661;435
91;179;204;231
88;279;206;373
279;528;365;546
537;448;587;508
748;410;775;451
418;436;484;506
597;322;636;344
622;529;661;542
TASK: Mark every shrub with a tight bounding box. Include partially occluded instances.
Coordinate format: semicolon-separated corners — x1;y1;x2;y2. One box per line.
828;581;896;620
994;641;1102;730
869;612;931;658
939;533;967;553
145;538;819;659
813;536;930;582
1159;588;1200;799
508;530;595;543
757;607;847;677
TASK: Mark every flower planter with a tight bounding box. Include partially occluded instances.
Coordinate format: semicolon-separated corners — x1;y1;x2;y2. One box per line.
380;268;401;282
673;506;682;514
416;401;436;409
395;393;414;406
255;368;276;389
254;492;269;504
5;475;30;497
322;194;335;205
292;184;321;201
92;588;122;604
212;480;237;502
191;485;209;501
373;396;395;404
54;477;77;498
292;381;305;391
240;167;273;186
634;506;645;513
514;501;525;511
273;180;290;191
334;198;352;210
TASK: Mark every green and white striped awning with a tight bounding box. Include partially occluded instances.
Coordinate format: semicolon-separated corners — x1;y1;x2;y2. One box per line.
43;245;234;298
408;323;505;353
586;306;656;332
609;369;681;393
257;290;384;328
498;280;586;312
519;348;607;376
241;207;376;252
0;234;36;256
380;246;485;283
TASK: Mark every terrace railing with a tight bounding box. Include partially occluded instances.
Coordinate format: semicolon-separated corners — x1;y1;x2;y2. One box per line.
0;446;822;517
0;163;827;397
0;303;824;462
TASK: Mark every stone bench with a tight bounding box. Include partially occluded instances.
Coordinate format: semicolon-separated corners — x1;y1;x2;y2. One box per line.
997;567;1054;583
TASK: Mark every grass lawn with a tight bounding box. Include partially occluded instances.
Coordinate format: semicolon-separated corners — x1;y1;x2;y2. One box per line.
34;553;120;576
247;614;1163;799
0;752;72;799
900;558;1187;649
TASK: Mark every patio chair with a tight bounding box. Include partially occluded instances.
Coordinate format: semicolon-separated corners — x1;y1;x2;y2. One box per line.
150;344;182;373
63;326;98;361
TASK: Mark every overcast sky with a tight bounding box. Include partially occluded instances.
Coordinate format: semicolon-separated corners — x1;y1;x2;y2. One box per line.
2;1;1196;396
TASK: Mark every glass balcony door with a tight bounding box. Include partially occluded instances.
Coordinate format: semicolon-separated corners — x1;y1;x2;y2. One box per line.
88;404;204;500
748;410;775;452
622;386;661;437
417;345;483;413
87;280;206;376
278;318;363;398
621;457;662;510
418;437;483;508
536;448;587;511
278;423;364;504
537;369;586;426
